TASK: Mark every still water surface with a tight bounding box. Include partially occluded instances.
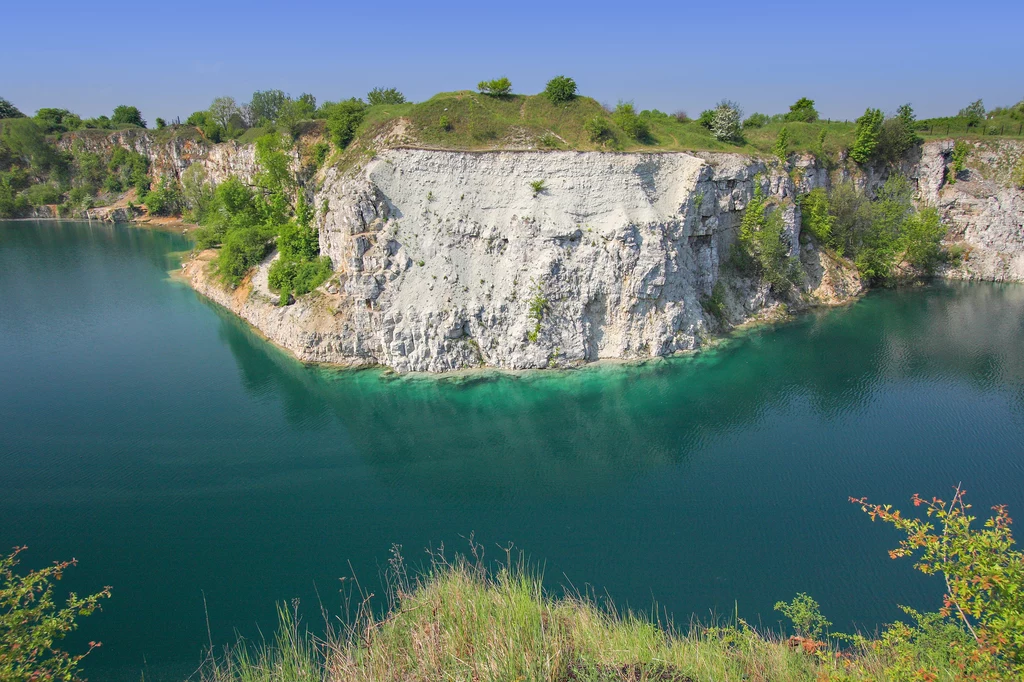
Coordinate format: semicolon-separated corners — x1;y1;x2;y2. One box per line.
1;220;1023;680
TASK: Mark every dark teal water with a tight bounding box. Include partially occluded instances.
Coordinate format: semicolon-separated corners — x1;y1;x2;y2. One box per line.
2;220;1023;680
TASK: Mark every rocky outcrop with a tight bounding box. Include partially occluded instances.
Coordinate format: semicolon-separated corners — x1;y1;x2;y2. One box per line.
919;140;1024;282
77;126;1019;373
186;149;857;372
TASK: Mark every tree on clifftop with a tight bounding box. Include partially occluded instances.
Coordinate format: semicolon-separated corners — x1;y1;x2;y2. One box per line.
0;97;24;119
849;108;883;164
367;88;406;106
784;97;819;123
111;105;145;128
477;77;512;96
543;76;577;104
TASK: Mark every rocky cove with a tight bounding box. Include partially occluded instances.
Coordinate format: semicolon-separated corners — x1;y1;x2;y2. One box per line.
55;128;1024;373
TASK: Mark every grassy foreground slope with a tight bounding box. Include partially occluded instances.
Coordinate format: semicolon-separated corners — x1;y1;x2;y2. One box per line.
196;556;968;682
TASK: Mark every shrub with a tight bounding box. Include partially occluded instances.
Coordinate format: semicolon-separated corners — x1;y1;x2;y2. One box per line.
958;99;985;127
477;77;512;96
143;175;182;216
743;112;769;128
875;104;920;164
849;108;883;164
733;184;800;294
0;179;29;218
0;547;111;682
217;223;276;285
774;593;831;639
181;163;215;223
612;102;649;142
947;139;970;184
107;147;150;195
543;76;577;104
34;108;82;134
1013;155;1024;189
25;183;61;206
900;207;946;274
854;487;1024;678
311;142;329;168
772;126;789;162
322;99;367;150
784;97;818;123
530;179;545;196
672;110;689;123
111;105;145;128
268;255;332;303
697;109;715;130
367;88;406;106
699;281;727;323
710;100;742;142
155;117;166;129
584;116;613;143
438;115;452;132
798;188;833;243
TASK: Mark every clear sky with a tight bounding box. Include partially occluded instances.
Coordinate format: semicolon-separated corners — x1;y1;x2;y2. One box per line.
3;0;1021;123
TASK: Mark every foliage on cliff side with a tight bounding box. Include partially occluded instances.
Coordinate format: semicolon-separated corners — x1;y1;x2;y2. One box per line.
800;174;947;284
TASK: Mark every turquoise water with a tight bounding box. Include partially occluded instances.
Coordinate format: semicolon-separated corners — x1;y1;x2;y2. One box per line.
2;220;1023;680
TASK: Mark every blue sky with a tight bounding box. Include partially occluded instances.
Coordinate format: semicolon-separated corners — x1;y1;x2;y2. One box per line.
3;0;1021;123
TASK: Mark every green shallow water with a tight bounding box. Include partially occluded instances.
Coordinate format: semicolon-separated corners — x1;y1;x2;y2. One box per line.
2;220;1023;680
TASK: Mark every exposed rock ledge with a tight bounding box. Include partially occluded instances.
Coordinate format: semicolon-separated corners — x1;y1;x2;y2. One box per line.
185;148;863;372
179;139;1021;373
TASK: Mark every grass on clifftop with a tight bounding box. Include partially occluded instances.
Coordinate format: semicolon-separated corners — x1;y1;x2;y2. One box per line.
348;90;861;156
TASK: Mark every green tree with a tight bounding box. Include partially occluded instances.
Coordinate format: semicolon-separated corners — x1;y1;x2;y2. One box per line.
180;163;215;223
784;97;819;123
143;175;182;216
111;105;145;128
612;102;649;142
2;118;57;172
876;104;920;164
322;99;366;150
367;88;406;106
710;100;742;142
33;108;81;134
543;76;577;104
0;547;111;682
186;110;224;142
899;207;946;274
697;109;715;129
0;97;24;119
209;97;240;129
798;188;833;243
155;117;166;129
958;99;985;127
849;108;883;164
248;89;288;125
743;112;769;128
477;77;512;96
734;183;799;293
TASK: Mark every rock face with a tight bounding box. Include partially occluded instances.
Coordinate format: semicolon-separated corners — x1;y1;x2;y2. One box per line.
78;128;1019;373
190;149;851;372
917;140;1024;282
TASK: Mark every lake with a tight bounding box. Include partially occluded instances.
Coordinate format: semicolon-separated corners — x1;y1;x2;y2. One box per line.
1;220;1022;680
